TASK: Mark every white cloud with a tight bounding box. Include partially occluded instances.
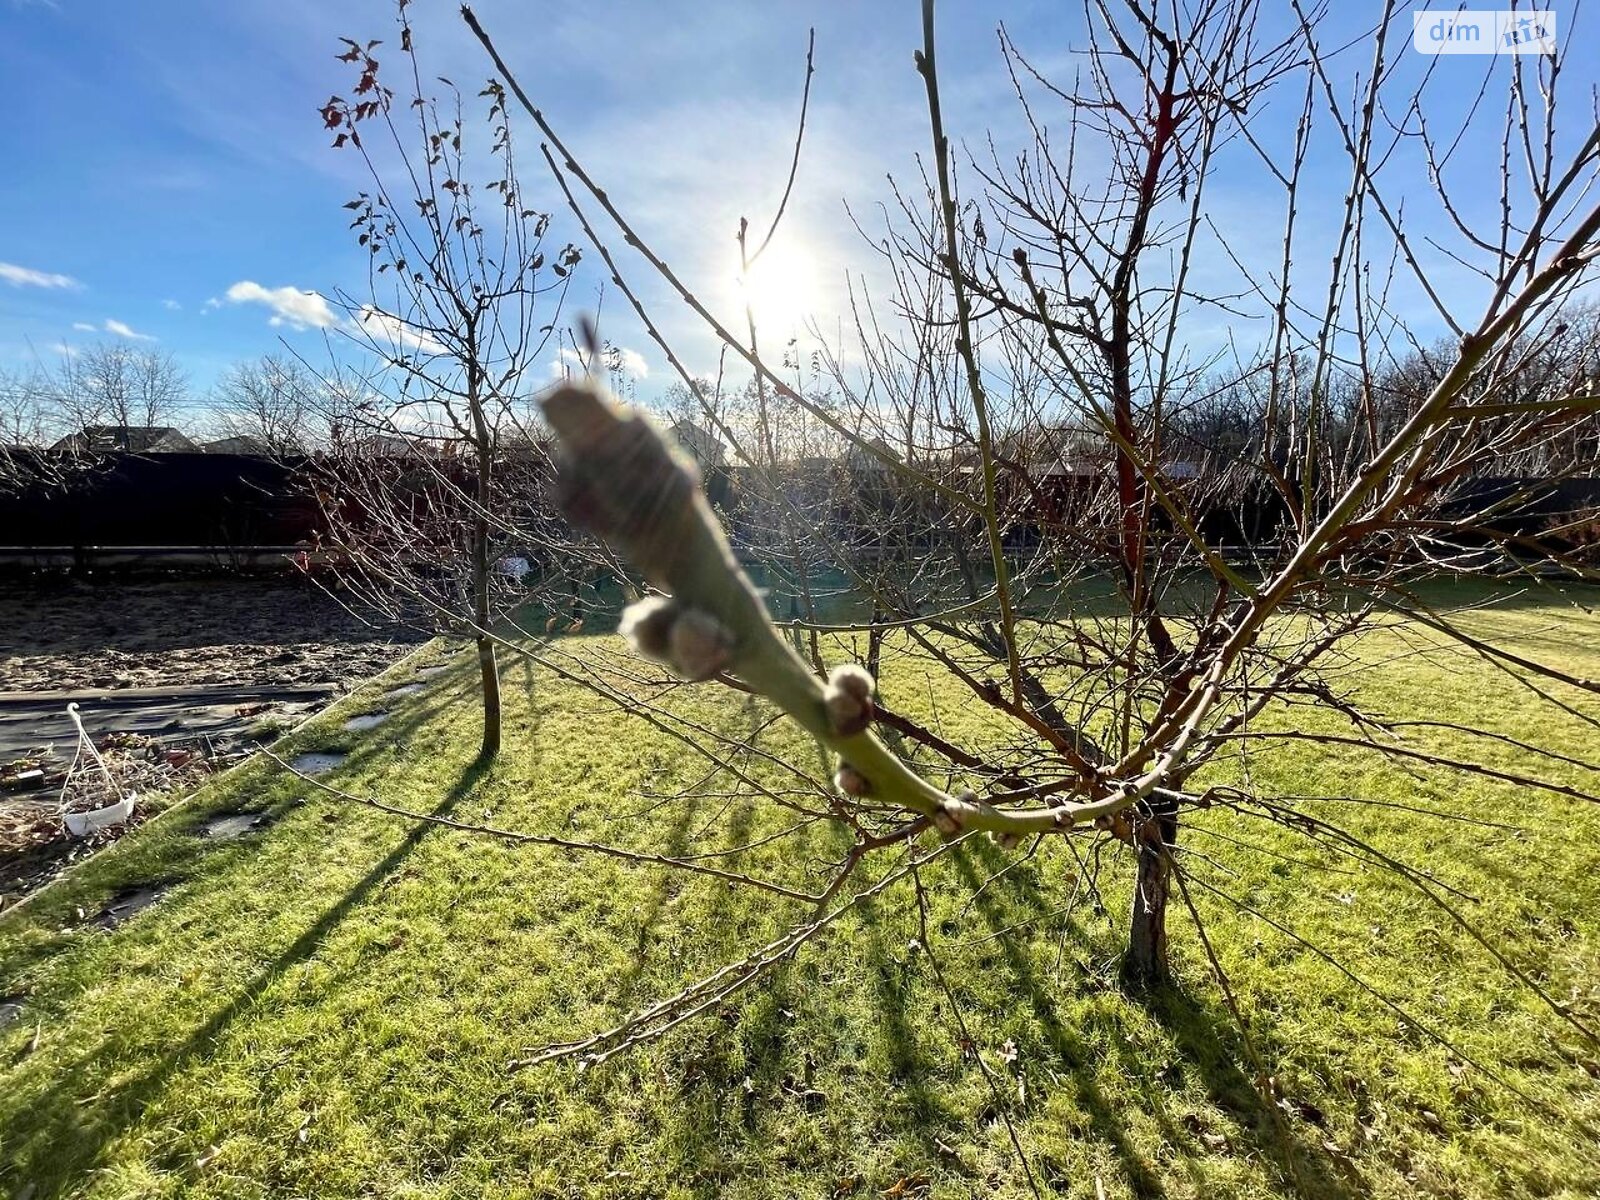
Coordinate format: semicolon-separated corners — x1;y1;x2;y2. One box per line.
219;281;444;354
615;346;649;379
103;318;155;341
68;318;157;341
356;306;445;355
549;346;589;379
224;280;339;330
0;261;79;290
162;298;181;311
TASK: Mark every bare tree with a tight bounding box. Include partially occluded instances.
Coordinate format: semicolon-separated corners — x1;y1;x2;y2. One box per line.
0;366;55;495
351;0;1600;1076
0;367;51;448
207;354;319;454
310;6;598;760
52;342;187;436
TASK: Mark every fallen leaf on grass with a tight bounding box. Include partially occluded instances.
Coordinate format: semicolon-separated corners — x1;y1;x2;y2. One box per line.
1321;1137;1357;1167
1182;1112;1232;1153
880;1175;932;1197
779;1074;828;1111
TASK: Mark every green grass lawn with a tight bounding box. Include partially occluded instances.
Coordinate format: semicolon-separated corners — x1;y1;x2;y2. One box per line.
2;587;1598;1199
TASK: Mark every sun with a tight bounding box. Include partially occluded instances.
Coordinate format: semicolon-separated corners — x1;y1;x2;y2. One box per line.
735;237;821;339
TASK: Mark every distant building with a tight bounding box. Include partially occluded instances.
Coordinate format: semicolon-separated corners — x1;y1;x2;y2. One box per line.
844;437;894;473
1161;460;1202;481
202;434;283;456
667;418;726;470
51;426;197;454
992;424;1203;484
989;423;1105;478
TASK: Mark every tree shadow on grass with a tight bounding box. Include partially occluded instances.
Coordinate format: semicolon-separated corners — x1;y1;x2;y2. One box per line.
0;752;494;1197
660;889;966;1194
611;792;705;1001
660;960;803;1192
856;894;965;1160
613;692;787;997
949;845;1168;1199
949;844;1359;1200
1136;984;1362;1200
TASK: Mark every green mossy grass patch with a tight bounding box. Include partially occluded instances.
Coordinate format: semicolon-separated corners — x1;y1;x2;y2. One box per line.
2;587;1597;1198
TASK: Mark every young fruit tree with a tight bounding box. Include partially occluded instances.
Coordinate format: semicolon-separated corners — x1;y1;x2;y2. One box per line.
310;7;606;760
332;0;1600;1076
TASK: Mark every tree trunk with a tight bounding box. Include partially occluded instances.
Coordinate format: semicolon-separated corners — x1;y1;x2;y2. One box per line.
467;348;500;763
476;631;501;761
866;599;884;680
1124;807;1178;987
470;481;500;760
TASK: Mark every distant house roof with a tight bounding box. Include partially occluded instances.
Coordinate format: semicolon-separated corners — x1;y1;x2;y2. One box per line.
667;418;726;469
988;423;1105;477
350;432;439;457
201;434;280;456
51;426;196;454
845;437;894;472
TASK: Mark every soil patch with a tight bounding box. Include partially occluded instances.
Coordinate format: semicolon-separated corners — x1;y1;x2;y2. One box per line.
289;751;347;776
91;883;171;930
0;575;427;695
198;810;273;841
1;574;431;911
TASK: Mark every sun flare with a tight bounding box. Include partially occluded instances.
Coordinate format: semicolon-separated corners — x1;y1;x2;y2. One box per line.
735;238;820;337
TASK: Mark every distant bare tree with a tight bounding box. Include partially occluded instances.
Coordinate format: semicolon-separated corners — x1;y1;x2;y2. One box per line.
0;366;55;494
0;367;53;448
52;342;187;435
208;354;319;454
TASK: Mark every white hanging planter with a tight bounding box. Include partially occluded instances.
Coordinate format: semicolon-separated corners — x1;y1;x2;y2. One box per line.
59;703;139;838
64;790;138;837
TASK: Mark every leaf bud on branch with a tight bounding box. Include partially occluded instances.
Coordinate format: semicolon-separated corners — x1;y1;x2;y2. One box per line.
823;663;876;736
539;380;1165;838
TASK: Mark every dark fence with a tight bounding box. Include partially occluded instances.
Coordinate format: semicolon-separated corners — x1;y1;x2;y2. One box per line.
0;453;320;565
0;450;1594;573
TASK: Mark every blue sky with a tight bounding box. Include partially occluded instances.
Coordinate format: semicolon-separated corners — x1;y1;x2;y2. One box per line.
1;1;1592;418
